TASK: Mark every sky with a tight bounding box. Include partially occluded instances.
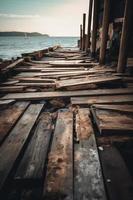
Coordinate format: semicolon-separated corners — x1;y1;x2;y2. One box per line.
0;0;89;36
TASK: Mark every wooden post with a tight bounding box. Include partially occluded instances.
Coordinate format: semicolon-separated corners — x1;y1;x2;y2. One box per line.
91;0;98;57
117;0;133;73
82;13;86;51
86;0;93;52
99;0;110;65
80;24;83;50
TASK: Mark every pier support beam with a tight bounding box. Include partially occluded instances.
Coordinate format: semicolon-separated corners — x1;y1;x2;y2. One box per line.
117;0;133;73
82;13;86;51
91;0;99;57
99;0;110;65
80;24;83;50
86;0;93;52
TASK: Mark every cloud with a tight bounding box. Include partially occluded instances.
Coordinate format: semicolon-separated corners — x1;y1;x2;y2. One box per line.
0;13;40;19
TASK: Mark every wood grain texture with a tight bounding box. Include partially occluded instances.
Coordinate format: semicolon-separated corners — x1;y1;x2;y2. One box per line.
2;88;133;100
43;110;73;200
74;109;107;200
0;102;29;144
15;112;53;182
0;103;44;191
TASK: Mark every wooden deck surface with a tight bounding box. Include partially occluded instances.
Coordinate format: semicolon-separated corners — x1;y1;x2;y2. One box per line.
0;47;133;200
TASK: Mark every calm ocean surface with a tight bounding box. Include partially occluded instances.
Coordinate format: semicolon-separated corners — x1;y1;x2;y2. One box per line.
0;36;79;60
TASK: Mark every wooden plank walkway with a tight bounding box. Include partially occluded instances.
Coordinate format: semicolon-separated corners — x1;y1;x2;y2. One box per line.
0;47;133;200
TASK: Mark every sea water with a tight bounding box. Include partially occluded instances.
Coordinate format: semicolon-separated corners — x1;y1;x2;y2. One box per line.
0;36;79;60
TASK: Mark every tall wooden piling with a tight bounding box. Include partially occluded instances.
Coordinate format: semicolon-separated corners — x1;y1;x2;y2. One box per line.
86;0;93;52
91;0;99;57
80;24;83;50
99;0;110;64
117;0;133;73
82;13;86;51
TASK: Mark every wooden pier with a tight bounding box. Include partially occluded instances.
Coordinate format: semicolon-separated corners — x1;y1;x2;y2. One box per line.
0;46;133;200
0;0;133;199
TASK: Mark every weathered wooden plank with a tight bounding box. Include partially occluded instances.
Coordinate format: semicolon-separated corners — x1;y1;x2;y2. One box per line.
15;67;85;72
0;103;44;191
16;82;55;87
43;110;73;200
74;108;107;200
2;59;24;71
15;112;53;183
71;95;133;105
2;80;19;85
99;145;133;200
17;77;55;83
57;76;121;88
0;102;29;144
0;86;26;93
91;108;133;134
2;88;133;101
47;63;96;67
0;100;15;106
92;104;133;114
30;60;83;65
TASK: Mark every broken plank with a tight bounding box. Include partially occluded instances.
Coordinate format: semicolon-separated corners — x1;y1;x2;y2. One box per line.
99;145;133;200
0;103;44;191
57;76;121;88
0;100;15;107
91;108;133;135
0;102;29;144
43;110;73;200
2;88;133;101
15;112;53;184
75;108;107;200
2;59;24;71
71;95;133;105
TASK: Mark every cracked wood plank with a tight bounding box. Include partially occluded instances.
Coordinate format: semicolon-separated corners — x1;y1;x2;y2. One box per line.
0;102;29;144
74;108;107;200
15;112;53;184
43;110;73;200
0;103;44;192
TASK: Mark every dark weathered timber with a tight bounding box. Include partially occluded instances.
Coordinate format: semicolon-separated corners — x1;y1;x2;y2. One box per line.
0;104;44;191
86;0;93;51
15;112;53;183
91;108;133;134
99;145;133;200
71;95;133;105
91;0;98;56
117;0;133;73
99;0;110;64
0;102;29;144
82;13;86;51
2;88;133;100
80;24;83;50
43;110;73;200
74;109;107;200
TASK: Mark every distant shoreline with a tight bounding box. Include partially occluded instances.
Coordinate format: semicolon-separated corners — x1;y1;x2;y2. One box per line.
0;31;49;37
